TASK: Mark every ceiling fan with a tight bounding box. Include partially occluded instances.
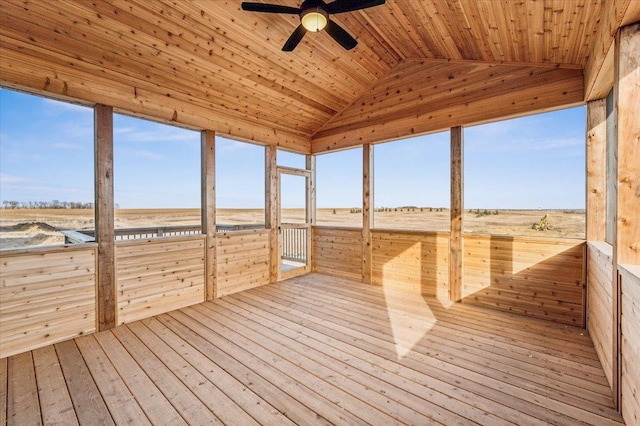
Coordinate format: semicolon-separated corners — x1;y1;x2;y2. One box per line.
241;0;386;51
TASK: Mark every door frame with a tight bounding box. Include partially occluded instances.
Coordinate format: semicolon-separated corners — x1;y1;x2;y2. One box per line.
277;166;312;280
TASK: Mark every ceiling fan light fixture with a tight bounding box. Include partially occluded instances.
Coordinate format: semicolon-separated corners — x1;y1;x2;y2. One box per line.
301;7;328;32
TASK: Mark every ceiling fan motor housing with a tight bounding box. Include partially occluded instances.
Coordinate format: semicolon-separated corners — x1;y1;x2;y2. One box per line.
300;0;329;32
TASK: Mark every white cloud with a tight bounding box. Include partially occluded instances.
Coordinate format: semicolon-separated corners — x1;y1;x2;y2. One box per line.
52;142;83;150
127;150;164;160
41;97;91;114
0;173;25;184
115;128;196;145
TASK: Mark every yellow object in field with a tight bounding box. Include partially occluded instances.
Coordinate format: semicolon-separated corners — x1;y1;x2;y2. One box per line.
533;213;551;231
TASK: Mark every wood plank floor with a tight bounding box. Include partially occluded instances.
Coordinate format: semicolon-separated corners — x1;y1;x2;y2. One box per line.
1;273;624;425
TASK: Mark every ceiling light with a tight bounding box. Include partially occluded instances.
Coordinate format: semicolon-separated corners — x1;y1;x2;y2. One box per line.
301;7;328;32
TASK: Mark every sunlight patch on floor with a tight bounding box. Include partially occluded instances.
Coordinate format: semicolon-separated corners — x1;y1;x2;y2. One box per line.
382;283;437;360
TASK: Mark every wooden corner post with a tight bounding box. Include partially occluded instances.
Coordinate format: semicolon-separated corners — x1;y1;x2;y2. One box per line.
266;146;279;282
202;130;216;300
586;99;607;242
612;22;640;412
95;104;116;330
362;144;373;283
450;126;464;302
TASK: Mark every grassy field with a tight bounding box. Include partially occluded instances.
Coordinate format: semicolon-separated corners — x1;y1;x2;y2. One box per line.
0;207;585;250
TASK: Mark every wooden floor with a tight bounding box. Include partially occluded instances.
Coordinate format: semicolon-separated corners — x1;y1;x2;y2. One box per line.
0;273;624;425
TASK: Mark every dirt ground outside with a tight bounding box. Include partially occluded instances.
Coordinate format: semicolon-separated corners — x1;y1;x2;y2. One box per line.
0;208;585;250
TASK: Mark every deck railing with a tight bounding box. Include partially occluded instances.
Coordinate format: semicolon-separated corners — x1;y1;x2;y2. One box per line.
281;225;307;264
63;223;307;264
62;223;266;243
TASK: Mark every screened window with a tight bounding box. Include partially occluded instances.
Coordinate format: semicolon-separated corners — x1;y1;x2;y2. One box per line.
113;114;201;238
464;107;586;238
216;137;265;230
605;89;616;244
316;147;362;227
373;132;450;231
0;89;94;249
277;149;306;169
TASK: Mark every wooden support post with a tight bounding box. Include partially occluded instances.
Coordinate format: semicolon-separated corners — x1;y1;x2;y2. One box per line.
586;99;607;242
265;146;279;282
615;23;640;266
307;155;316;270
94;104;115;331
450;126;463;302
362;144;373;284
201;130;216;300
612;22;640;412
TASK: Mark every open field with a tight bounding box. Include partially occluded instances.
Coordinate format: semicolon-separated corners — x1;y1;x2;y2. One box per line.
0;208;585;250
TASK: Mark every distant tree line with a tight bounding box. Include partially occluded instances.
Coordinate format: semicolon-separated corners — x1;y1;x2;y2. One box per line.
1;200;95;209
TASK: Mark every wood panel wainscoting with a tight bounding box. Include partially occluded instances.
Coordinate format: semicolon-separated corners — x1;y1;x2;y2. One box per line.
371;230;450;300
0;245;97;359
115;237;205;325
462;234;586;326
312;227;363;281
217;230;270;297
586;242;614;389
619;265;640;424
0;273;623;425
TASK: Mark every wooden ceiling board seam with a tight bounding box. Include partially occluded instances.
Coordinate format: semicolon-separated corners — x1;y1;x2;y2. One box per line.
303;11;404;79
431;1;484;62
328;11;403;67
369;2;431;59
475;1;506;62
383;1;437;59
448;0;489;62
418;1;466;60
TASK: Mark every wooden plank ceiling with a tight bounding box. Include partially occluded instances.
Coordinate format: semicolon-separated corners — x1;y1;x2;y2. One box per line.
0;0;628;153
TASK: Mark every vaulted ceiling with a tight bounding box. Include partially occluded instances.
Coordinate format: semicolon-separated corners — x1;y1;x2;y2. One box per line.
1;1;638;153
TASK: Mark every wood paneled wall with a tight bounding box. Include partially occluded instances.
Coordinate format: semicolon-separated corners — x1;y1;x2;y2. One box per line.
620;265;640;425
312;227;363;282
0;246;97;358
217;230;270;297
462;234;585;326
587;242;614;388
371;230;449;299
116;237;205;324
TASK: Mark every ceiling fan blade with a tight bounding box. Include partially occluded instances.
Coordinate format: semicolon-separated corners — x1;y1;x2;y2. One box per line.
325;19;357;50
241;2;301;14
282;25;307;51
326;0;385;14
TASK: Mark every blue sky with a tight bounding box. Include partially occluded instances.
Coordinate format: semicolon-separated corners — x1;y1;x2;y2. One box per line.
1;88;586;209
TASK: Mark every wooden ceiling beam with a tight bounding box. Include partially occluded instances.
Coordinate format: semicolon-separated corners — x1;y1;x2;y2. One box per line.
584;0;640;101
